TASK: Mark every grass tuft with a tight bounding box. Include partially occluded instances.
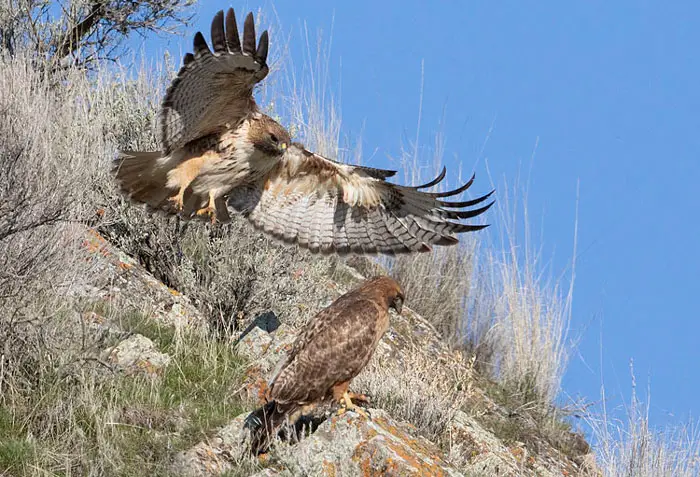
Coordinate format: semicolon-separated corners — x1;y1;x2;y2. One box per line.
586;364;700;477
0;301;250;475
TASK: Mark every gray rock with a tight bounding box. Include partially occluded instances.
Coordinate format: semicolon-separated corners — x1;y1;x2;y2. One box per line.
449;410;519;476
106;334;171;375
171;413;250;476
235;325;274;362
78;227;207;331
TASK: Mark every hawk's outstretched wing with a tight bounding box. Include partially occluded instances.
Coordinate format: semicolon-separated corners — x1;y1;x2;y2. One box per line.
228;144;494;254
160;9;269;153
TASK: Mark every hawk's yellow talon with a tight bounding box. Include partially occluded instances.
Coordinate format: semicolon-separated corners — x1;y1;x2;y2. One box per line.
195;192;218;223
337;391;369;419
195;206;217;224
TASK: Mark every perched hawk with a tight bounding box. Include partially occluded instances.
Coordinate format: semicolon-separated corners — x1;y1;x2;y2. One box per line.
114;8;494;254
246;276;404;454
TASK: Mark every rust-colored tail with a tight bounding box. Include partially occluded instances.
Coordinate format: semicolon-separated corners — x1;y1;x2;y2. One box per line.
113;151;173;208
245;400;298;455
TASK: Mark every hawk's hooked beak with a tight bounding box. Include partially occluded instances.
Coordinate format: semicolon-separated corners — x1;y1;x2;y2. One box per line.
391;295;404;315
279;142;288;152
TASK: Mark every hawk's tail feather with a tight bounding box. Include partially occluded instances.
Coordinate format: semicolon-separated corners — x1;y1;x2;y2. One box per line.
245;400;298;455
113;151;173;208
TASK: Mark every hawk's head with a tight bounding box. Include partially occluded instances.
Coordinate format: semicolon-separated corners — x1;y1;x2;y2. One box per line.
363;276;405;315
248;114;291;156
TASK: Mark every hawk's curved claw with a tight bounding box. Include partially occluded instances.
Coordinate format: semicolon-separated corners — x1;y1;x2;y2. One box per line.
337;391;371;419
195;192;218;224
195;205;217;223
348;392;370;406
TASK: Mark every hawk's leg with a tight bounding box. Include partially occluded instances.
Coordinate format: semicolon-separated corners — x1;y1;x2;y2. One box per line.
347;391;370;406
195;191;217;224
332;382;370;419
338;391;370;419
168;187;186;211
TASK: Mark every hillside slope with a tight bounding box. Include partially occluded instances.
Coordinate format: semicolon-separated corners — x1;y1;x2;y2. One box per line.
26;224;598;477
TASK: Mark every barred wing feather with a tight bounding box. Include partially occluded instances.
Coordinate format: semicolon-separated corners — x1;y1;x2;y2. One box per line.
160;9;269;153
227;145;494;254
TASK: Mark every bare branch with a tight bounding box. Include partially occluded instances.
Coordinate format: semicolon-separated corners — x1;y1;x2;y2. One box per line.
54;0;104;59
0;0;194;70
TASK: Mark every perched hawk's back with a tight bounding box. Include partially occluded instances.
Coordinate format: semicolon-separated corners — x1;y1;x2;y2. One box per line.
245;276;404;454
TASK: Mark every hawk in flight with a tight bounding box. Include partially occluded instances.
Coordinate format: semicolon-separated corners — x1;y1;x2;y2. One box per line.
114;8;494;254
246;276;404;454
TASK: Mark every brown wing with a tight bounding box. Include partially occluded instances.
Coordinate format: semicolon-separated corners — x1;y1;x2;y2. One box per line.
160;9;269;154
269;296;381;405
227;144;494;254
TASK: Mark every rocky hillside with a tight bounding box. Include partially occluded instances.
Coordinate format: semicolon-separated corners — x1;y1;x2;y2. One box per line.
24;226;599;477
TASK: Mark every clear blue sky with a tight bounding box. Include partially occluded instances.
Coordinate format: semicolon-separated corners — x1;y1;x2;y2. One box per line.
135;1;700;429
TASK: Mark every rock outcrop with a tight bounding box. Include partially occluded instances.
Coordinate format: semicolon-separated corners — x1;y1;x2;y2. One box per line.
173;408;465;477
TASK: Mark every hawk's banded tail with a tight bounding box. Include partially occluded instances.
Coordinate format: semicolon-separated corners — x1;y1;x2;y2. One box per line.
113;151;174;208
245;400;298;455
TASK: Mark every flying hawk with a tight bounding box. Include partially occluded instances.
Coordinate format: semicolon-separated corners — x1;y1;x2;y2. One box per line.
246;276;404;454
114;8;494;254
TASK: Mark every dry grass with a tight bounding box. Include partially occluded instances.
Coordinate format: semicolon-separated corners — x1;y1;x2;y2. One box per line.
386;244;479;349
0;303;250;476
473;177;577;405
354;345;472;443
593;413;700;477
376;98;485;351
586;365;700;477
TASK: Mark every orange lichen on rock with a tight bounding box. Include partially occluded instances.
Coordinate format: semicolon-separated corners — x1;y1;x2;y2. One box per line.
322;460;337;477
82;229;111;258
343;410;454;476
243;367;271;404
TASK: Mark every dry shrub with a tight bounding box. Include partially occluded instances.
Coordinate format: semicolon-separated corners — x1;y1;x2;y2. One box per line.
0;56;112;390
0;58;98;305
99;208;338;333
